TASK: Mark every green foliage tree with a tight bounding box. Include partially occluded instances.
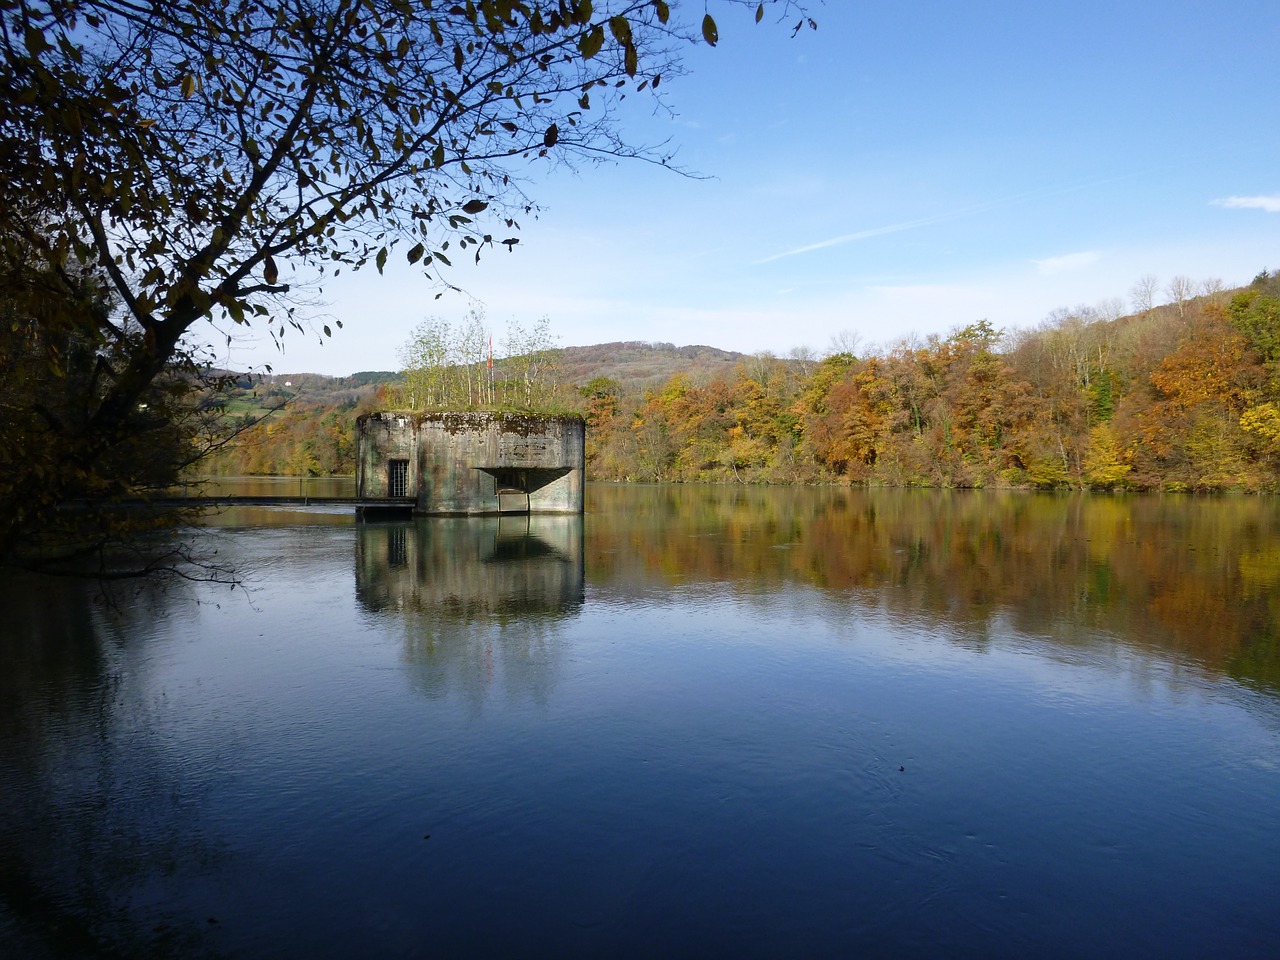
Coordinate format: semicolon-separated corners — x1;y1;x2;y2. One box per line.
1228;285;1280;384
399;317;453;409
397;311;495;408
395;309;561;411
501;315;561;409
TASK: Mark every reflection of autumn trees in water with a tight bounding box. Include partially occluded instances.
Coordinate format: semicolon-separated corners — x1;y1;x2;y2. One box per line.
584;485;1280;689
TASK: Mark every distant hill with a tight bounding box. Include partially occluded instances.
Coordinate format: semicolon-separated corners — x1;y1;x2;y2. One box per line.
245;342;752;397
265;371;399;405
556;341;748;389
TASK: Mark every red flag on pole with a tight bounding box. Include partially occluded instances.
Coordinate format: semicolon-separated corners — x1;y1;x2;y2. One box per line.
487;334;493;370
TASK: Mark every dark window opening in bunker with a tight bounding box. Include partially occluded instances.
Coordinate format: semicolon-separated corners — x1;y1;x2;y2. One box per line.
388;459;409;498
493;469;539;494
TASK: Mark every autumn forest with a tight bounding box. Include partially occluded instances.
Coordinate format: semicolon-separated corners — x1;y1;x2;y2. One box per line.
208;270;1280;492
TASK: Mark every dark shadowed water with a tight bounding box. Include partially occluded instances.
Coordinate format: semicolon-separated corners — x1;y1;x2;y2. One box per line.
3;485;1279;958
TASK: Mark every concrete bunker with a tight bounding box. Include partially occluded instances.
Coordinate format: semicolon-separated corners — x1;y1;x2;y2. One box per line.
356;411;585;515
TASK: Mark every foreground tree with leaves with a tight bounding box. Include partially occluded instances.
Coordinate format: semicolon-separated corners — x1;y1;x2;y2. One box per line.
0;241;241;575
0;0;814;570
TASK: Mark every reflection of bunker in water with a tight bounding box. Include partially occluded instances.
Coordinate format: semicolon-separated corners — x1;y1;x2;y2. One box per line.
355;515;584;620
356;411;585;516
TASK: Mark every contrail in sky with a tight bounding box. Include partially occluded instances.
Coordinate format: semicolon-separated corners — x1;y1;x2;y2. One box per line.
754;211;969;265
754;177;1136;266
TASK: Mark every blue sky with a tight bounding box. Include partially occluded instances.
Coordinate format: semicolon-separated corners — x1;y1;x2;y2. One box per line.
211;0;1280;376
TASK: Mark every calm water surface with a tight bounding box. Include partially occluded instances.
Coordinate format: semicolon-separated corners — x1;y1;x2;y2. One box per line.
2;486;1279;958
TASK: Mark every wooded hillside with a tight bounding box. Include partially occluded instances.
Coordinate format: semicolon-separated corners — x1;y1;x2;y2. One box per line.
205;270;1280;492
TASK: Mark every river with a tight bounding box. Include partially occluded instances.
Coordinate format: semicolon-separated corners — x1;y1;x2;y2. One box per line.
2;485;1278;958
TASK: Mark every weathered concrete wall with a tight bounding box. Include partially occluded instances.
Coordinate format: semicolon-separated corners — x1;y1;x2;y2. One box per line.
418;412;583;515
356;411;585;515
356;413;419;499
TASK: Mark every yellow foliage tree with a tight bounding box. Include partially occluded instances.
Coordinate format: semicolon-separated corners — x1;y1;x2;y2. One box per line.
1083;424;1131;488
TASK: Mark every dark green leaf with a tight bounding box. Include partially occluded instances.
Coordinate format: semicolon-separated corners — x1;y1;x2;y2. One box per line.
579;25;604;60
609;16;632;45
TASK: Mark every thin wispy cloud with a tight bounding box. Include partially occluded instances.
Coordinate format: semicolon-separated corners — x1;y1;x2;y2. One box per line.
1213;194;1280;213
1032;251;1100;276
754;213;955;265
755;176;1138;267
